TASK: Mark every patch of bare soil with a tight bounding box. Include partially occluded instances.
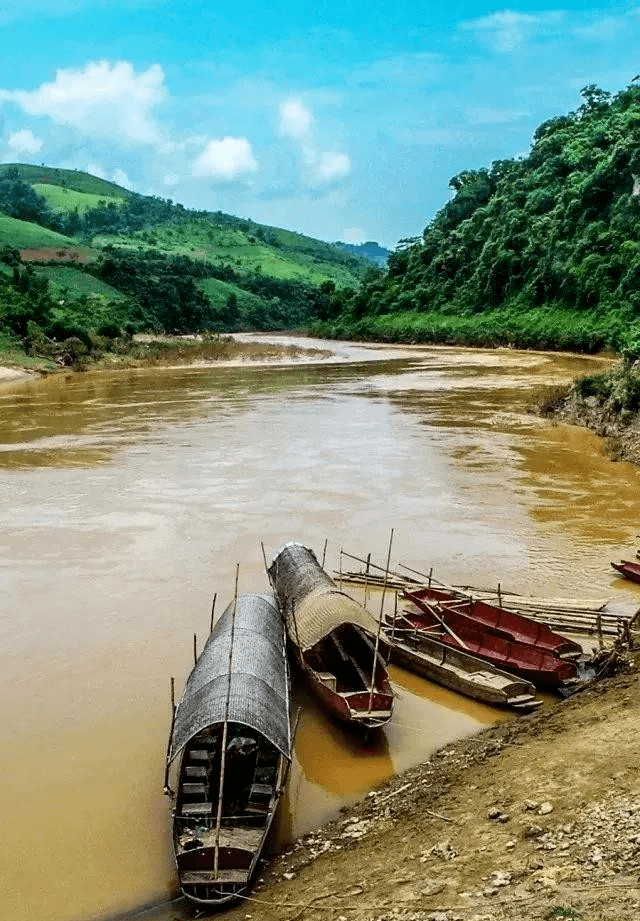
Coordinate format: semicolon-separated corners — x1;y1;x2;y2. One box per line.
19;246;95;263
221;656;640;921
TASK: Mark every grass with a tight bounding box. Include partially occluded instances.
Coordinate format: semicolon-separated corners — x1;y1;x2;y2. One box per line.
0;213;79;249
0;163;129;198
32;265;125;300
33;184;125;214
198;277;265;310
318;305;640;354
93;219;364;287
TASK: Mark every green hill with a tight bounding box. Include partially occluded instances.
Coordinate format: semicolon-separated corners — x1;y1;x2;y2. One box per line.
316;81;640;355
0;164;130;198
0;161;374;352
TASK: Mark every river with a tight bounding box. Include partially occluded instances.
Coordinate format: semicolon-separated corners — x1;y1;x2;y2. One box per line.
1;336;639;921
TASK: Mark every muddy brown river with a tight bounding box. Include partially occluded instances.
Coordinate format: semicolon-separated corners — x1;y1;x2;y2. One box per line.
2;336;640;921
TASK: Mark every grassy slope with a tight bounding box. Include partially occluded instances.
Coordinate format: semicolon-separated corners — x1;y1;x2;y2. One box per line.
34;184;125;214
32;266;125;300
198;277;265;310
93;220;362;286
0;164;129;198
0;213;79;248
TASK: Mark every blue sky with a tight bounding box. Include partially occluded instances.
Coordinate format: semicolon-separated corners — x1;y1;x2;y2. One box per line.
1;1;639;247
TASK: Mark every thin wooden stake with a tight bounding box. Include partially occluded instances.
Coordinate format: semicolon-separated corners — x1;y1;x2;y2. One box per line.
369;529;394;713
210;593;217;633
261;541;268;570
214;563;240;875
322;538;328;568
163;677;177;795
193;633;197;665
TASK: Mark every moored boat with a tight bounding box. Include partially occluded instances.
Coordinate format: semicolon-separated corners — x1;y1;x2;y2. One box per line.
611;559;640;585
268;541;394;730
384;622;542;710
397;593;579;687
165;592;292;906
403;586;583;659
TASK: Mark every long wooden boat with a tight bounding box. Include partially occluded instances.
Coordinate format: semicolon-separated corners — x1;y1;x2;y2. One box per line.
384;625;542;711
611;559;640;585
396;594;579;688
165;592;292;907
404;586;583;659
268;541;394;730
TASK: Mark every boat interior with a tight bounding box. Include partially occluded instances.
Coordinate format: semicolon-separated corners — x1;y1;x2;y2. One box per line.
173;723;281;903
305;622;386;693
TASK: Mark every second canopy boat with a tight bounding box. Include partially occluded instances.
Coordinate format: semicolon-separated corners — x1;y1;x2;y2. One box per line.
268;541;394;731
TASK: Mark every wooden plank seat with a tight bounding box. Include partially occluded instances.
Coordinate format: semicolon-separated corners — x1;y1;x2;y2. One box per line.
181;869;249;884
188;749;212;762
182;782;207;797
181;802;213;817
185;765;208;778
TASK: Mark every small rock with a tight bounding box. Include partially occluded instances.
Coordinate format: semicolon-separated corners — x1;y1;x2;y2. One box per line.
538;802;553;815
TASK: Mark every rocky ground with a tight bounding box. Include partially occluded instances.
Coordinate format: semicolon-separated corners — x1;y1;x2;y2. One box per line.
209;652;640;921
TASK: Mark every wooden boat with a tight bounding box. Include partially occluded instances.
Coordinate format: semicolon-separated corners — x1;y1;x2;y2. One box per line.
165;592;292;907
268;541;394;730
611;559;640;585
384;624;542;711
404;586;583;659
397;593;579;688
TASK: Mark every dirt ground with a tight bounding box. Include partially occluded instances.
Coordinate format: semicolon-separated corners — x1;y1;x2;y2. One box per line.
208;655;640;921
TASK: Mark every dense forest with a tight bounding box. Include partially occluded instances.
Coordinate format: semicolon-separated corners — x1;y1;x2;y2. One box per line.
314;82;640;357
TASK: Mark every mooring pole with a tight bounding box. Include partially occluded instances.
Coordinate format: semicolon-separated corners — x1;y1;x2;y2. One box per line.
369;529;394;713
210;593;217;633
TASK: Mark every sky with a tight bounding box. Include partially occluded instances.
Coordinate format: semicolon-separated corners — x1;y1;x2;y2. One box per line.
1;2;639;248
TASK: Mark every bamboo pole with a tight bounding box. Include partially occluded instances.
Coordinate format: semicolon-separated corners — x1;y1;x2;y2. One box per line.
214;564;240;876
210;593;217;633
193;633;197;666
163;676;177;795
369;530;394;713
322;538;328;569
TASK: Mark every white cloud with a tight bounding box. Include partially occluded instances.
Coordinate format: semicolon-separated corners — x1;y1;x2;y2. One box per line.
6;128;42;156
461;10;564;53
191;136;258;181
278;96;350;186
2;60;165;145
111;168;132;188
315;151;351;183
85;163;132;188
279;98;313;140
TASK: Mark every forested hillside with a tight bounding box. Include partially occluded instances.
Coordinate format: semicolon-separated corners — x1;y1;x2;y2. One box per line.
0;163;376;364
316;83;640;356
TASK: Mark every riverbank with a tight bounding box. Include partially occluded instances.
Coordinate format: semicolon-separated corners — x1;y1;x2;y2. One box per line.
212;653;640;921
541;360;640;468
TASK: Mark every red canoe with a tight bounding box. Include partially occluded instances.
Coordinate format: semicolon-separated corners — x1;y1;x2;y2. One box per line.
396;593;579;687
611;560;640;585
404;586;583;659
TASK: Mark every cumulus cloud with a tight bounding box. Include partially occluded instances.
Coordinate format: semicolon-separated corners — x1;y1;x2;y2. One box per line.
1;60;165;145
6;128;42;156
191;136;258;181
278;96;350;186
279;98;313;140
85;163;132;187
461;10;564;53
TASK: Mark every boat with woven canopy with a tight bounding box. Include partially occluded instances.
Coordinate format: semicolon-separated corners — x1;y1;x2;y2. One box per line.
268;541;394;731
165;592;292;906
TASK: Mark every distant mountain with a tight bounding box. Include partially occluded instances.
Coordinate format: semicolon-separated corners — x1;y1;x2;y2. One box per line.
335;240;390;266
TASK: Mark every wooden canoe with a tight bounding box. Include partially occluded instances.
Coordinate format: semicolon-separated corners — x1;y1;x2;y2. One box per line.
611;560;640;585
165;592;292;906
384;627;542;710
404;586;582;659
394;600;579;688
268;541;394;731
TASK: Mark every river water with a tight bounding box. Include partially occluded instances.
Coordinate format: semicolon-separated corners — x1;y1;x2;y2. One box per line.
1;336;639;921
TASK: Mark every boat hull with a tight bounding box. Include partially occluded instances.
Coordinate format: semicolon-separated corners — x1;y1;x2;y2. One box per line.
385;630;541;710
611;560;640;585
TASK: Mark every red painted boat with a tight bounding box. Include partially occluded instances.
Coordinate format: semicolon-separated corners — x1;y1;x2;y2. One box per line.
404;586;582;659
611;560;640;585
268;542;394;731
396;593;579;687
